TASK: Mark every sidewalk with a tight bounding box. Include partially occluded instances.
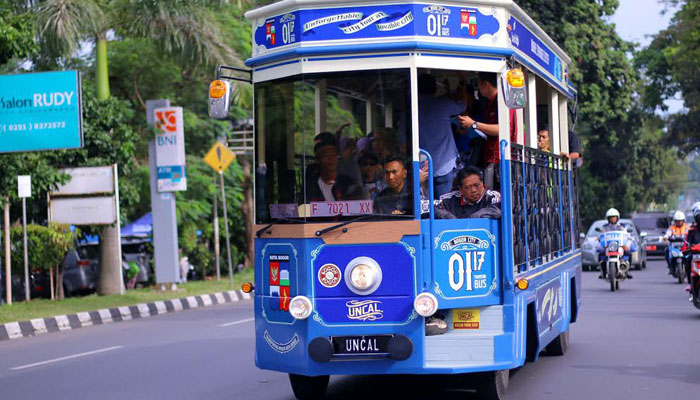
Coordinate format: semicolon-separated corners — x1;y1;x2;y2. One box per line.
0;290;252;341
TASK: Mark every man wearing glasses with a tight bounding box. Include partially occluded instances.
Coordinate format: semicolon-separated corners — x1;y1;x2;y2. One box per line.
436;166;501;219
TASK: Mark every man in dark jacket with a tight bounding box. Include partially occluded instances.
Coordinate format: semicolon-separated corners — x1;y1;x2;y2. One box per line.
305;142;363;202
373;154;413;215
436;166;501;219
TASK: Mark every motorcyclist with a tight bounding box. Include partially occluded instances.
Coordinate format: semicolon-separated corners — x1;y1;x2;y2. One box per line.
664;211;690;275
598;208;635;279
684;203;700;291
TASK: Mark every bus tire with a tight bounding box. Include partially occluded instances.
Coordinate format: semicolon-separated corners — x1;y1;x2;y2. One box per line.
546;329;569;356
476;369;509;400
289;374;329;400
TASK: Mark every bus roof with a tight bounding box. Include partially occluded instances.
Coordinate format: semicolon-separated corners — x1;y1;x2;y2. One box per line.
245;0;576;97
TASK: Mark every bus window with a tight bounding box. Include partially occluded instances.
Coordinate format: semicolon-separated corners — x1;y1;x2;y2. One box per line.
255;69;412;223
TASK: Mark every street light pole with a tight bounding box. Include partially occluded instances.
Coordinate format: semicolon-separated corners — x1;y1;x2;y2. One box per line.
22;197;29;302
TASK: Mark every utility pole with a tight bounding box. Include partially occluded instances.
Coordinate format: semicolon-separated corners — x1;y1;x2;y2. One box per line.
4;197;11;305
213;174;221;281
219;171;234;288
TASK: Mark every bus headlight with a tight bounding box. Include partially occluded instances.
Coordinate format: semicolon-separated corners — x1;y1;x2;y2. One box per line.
414;292;438;317
344;257;382;295
289;296;313;320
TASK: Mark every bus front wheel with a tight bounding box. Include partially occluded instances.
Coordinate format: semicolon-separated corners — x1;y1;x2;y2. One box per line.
476;369;509;400
289;374;329;400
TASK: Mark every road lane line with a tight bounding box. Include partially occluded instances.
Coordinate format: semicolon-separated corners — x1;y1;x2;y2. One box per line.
218;317;254;328
10;346;124;371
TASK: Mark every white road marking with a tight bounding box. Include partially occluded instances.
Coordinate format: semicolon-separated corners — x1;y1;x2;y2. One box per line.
10;346;124;371
217;317;254;328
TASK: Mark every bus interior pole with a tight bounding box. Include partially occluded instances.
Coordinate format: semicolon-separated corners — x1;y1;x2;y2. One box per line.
219;170;234;287
213;172;221;281
22;197;29;302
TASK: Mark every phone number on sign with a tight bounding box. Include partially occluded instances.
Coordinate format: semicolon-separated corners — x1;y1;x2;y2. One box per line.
0;122;66;132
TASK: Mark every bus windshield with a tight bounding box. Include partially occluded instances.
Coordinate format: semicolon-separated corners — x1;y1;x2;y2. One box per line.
254;69;413;224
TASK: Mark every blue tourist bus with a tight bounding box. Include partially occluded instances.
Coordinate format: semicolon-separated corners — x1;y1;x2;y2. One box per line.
213;1;582;398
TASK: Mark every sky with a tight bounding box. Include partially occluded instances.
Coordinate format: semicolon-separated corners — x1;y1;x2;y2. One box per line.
612;0;684;113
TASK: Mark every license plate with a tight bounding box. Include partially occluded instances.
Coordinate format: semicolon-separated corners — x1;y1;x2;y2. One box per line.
332;335;392;356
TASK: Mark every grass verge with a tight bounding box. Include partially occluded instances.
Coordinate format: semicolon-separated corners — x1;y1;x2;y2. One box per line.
0;268;254;324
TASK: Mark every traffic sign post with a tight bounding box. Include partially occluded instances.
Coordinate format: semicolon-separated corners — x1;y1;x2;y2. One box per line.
204;141;236;287
18;176;31;302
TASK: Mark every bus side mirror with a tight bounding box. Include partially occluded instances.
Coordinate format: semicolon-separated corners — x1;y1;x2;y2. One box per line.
640;231;648;239
579;233;585;240
209;80;231;119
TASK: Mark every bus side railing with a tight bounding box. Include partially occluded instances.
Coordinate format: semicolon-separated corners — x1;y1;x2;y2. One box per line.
510;144;579;273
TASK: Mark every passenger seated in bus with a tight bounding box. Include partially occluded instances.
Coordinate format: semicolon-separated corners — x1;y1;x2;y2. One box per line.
305;141;363;202
373;154;412;215
457;72;518;190
337;136;362;184
418;73;469;198
304;131;338;182
358;152;386;200
372;127;399;163
436;166;501;219
537;126;551;152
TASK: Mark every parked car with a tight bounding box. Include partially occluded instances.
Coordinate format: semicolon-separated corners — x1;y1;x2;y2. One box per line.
582;219;647;271
631;211;670;256
63;244;100;296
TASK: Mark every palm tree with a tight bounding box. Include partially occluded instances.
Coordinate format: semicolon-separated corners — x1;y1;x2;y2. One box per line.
17;0;240;295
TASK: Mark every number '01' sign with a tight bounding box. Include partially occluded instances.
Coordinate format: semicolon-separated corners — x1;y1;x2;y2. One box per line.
448;251;486;292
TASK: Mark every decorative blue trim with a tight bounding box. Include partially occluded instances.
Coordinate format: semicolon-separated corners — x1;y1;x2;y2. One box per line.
500;142;514;291
246;41;513;67
256;59;300;72
307;52;412;62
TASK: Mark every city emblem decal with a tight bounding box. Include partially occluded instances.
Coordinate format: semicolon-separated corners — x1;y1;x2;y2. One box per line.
269;254;291;311
318;263;341;288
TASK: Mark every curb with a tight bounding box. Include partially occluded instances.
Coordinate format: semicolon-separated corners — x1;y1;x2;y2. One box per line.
0;290;252;342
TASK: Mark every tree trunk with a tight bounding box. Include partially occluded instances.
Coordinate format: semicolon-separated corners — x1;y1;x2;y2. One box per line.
49;266;55;300
96;35;110;101
56;264;65;300
240;156;254;269
98;225;122;295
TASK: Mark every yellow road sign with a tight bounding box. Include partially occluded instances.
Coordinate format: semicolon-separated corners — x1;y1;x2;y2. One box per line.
204;141;236;172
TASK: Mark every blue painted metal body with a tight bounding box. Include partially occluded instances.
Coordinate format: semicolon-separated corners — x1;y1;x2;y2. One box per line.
247;0;581;378
253;157;581;376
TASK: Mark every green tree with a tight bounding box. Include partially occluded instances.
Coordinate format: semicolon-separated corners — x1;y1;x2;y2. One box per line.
10;223;76;300
0;1;37;65
518;0;682;223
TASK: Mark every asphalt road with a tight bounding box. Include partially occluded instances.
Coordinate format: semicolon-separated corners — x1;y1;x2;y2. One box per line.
1;258;699;400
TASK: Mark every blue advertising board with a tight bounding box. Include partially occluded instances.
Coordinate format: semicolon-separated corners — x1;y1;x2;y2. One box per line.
0;70;83;153
507;17;566;85
252;4;500;55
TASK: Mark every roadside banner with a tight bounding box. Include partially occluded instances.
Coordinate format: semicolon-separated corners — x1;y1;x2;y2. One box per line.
0;70;83;153
153;107;187;192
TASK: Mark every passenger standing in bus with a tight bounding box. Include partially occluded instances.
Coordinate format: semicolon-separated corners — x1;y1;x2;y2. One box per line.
305;142;363;202
373;155;412;215
457;72;517;190
418;74;469;198
436;167;501;219
358;152;386;200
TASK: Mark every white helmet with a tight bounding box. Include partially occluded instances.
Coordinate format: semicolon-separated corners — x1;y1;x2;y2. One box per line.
605;208;620;219
673;211;686;221
692;202;700;217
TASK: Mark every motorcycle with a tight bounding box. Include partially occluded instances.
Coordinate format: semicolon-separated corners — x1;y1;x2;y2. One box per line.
668;238;686;284
599;231;631;292
689;244;700;309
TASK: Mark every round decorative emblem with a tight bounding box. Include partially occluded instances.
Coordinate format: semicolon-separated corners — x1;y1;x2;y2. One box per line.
318;263;341;288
